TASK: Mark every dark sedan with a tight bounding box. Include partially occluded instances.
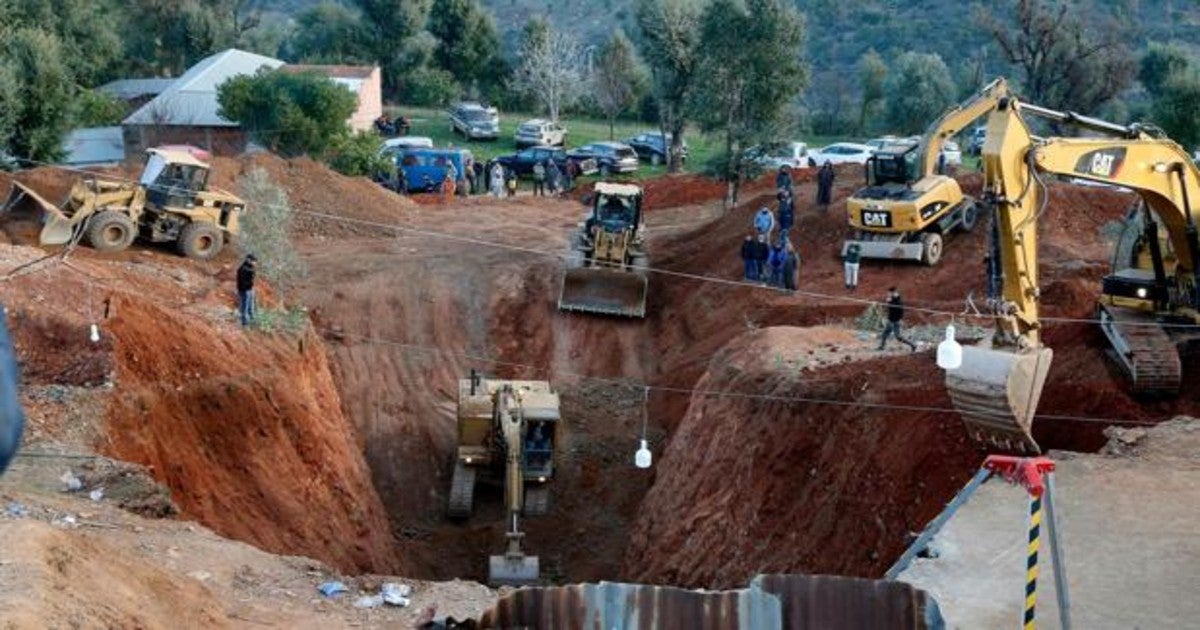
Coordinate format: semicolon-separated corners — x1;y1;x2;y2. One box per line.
566;142;640;176
492;146;596;177
623;132;689;165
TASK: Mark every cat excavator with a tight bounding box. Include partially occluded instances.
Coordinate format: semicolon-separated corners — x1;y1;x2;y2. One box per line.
448;371;559;585
843;78;1012;266
946;95;1200;453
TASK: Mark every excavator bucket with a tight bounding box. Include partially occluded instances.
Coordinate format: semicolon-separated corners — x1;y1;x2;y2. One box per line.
945;344;1054;454
558;267;647;318
1;182;75;245
488;551;540;587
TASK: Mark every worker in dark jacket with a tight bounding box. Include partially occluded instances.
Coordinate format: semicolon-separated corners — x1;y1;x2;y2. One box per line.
817;162;835;210
878;286;917;351
783;241;799;291
236;254;257;327
844;242;861;290
775;165;793;193
740;234;756;280
752;234;770;283
777;189;795;243
0;308;24;476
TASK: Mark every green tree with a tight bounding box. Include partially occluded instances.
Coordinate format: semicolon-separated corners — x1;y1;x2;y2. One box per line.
1140;41;1191;96
691;0;808;207
326;131;392;179
1151;72;1200;150
884;51;955;135
236;168;307;305
857;49;887;135
217;69;357;158
0;28;73;163
977;0;1135;113
124;0;269;76
350;0;433;94
71;90;128;127
428;0;503;94
592;29;642;139
287;3;374;64
634;0;703;173
13;0;122;86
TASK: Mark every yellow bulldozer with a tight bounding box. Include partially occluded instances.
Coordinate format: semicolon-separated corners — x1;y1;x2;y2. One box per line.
2;146;244;260
558;182;648;317
843;78;1012;265
945;93;1200;453
448;371;560;586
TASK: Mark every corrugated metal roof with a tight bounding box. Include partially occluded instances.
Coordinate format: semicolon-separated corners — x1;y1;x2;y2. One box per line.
476;575;944;629
123;49;284;127
61;126;124;166
97;78;175;100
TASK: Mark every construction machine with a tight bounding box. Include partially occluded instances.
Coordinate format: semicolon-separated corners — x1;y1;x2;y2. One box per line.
945;94;1200;453
2;146;244;260
558;182;648;317
844;78;1013;266
448;371;560;586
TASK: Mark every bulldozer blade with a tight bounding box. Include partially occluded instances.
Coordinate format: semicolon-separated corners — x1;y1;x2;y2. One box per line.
488;553;540;587
945;344;1053;454
2;182;74;245
558;268;647;318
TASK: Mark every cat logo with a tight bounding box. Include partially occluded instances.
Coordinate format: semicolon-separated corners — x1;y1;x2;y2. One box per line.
1074;148;1126;179
861;210;891;228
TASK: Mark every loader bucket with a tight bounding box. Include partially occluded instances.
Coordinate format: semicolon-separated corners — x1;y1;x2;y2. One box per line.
488;552;540;586
558;268;648;318
944;344;1053;454
2;182;74;245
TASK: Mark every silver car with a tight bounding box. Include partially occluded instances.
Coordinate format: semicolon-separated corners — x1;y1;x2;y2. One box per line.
449;102;500;140
515;119;567;147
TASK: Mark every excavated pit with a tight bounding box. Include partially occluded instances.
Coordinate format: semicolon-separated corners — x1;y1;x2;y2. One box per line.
6;157;1200;590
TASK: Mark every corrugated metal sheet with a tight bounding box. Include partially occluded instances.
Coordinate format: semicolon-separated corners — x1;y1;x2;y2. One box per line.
750;574;943;630
479;581;781;630
97;78;174;100
123;49;284;127
476;575;943;629
61;126;124;166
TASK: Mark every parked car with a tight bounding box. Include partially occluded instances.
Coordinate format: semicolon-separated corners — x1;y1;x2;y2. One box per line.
395;148;473;193
746;141;810;169
448;102;499;140
808;142;874;166
624;132;689;165
941;140;963;166
968;126;987;155
514;119;567;148
867;136;962;168
566;142;639;176
380;136;434;158
865;136;904;153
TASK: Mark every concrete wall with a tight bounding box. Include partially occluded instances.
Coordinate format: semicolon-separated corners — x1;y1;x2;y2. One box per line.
348;67;383;132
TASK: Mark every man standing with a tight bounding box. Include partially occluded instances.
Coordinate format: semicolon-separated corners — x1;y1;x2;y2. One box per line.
754;206;775;240
777;189;794;243
775;165;793;193
471;159;484;195
817;162;835;211
878;287;916;351
844;242;861;290
547;160;562;196
532;161;546;196
783;241;799;291
237;254;257;327
740;234;755;281
752;234;770;283
767;241;786;287
490;162;505;197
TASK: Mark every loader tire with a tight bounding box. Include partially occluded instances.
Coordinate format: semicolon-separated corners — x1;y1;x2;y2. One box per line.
177;222;224;260
86;211;136;252
958;201;978;233
920;232;943;266
447;460;476;519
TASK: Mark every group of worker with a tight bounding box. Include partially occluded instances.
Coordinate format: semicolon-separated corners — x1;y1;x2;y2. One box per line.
738;163;917;351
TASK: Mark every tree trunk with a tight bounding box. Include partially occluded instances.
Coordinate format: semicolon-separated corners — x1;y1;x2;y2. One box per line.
668;119;685;174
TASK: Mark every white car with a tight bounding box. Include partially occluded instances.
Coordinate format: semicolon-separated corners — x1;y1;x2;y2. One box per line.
514;119;567;148
747;142;809;169
808;143;874;166
940;140;962;166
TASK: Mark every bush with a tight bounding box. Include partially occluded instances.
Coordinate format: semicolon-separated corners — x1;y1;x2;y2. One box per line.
236;168;307;304
398;66;460;107
72;90;128;127
326;131;392;179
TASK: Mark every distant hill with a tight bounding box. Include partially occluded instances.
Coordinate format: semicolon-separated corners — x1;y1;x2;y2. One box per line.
266;1;1200;80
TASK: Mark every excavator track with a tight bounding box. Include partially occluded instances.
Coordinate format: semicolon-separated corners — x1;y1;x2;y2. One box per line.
447;460;476;519
523;485;550;516
1098;305;1181;396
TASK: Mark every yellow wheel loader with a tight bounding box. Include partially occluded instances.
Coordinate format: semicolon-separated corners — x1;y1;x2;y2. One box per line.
558;182;648;318
2;146;244;260
844;78;1012;266
448;371;560;586
946;95;1200;453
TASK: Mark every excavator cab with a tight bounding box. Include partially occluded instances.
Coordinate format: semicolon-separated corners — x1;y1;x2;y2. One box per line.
558;182;649;317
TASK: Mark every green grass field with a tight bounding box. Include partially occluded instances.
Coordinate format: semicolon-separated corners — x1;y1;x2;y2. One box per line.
385;105;849;180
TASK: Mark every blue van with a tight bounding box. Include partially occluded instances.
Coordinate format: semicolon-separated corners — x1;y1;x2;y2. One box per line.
396;148;473;193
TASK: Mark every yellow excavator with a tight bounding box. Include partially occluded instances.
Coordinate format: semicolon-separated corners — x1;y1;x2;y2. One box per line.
448;371;559;585
844;78;1012;265
945;94;1200;453
1;146;244;260
558;182;648;317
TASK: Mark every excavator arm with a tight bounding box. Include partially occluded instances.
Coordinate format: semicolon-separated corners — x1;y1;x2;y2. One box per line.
488;386;540;585
917;78;1012;177
947;94;1200;452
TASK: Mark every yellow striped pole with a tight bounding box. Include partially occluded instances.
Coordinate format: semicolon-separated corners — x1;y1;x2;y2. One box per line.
1024;494;1043;630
